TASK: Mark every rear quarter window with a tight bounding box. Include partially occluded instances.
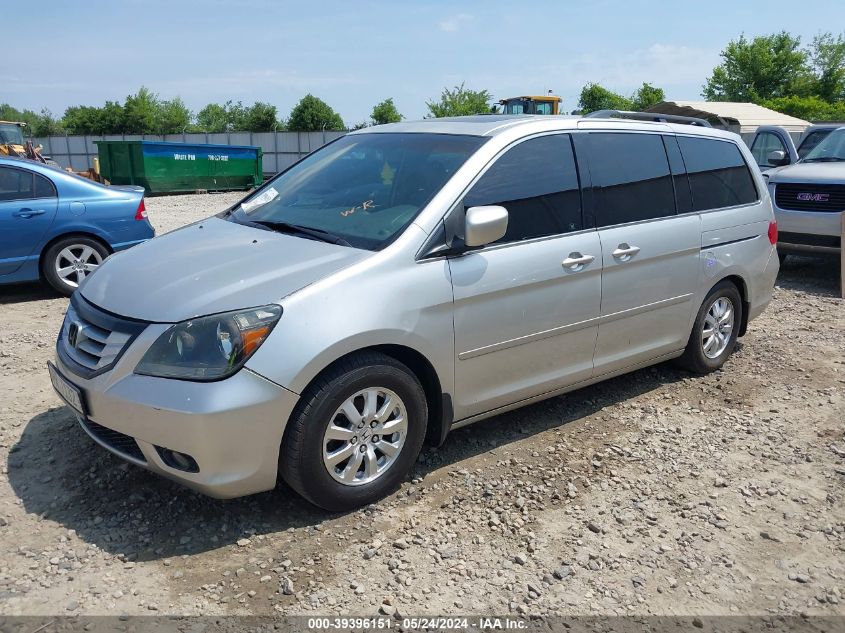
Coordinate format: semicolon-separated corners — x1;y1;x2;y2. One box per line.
34;173;57;198
677;137;758;211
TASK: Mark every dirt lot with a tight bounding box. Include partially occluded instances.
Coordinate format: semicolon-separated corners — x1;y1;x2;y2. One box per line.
0;193;843;618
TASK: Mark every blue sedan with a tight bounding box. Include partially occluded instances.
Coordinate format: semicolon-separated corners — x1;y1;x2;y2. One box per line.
0;157;154;295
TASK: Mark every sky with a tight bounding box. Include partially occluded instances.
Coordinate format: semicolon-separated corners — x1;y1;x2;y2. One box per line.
4;0;844;125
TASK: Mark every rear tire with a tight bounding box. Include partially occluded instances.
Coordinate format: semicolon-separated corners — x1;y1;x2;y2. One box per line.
675;281;743;374
42;236;109;296
778;251;788;265
279;352;428;512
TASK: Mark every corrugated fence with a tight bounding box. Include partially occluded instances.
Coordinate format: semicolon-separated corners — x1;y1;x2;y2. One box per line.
34;131;347;175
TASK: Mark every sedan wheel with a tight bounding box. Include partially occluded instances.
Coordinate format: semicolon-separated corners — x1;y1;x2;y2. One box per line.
54;244;104;288
42;236;110;296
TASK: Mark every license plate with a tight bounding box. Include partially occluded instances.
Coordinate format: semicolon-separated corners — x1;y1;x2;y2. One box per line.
48;362;86;417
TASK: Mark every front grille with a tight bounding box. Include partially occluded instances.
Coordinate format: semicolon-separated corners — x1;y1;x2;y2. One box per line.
81;419;146;462
774;183;845;212
58;295;147;378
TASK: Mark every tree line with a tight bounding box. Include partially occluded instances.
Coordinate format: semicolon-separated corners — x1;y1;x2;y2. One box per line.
577;31;845;120
0;90;403;137
3;30;843;137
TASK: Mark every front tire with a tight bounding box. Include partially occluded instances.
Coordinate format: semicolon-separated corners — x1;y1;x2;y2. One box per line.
279;352;428;512
676;281;743;374
42;236;109;296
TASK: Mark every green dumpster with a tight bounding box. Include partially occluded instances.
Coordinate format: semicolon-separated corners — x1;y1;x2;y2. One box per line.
95;140;263;194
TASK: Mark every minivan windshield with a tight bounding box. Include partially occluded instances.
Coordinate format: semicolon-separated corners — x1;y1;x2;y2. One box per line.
802;128;845;163
229;132;486;250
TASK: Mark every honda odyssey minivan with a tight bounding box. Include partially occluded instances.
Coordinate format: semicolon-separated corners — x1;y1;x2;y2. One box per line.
49;114;779;511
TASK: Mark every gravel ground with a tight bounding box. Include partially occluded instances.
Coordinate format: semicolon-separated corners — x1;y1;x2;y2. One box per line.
0;193;843;618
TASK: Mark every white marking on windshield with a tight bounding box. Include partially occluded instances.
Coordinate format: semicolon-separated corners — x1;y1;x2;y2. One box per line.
241;187;279;213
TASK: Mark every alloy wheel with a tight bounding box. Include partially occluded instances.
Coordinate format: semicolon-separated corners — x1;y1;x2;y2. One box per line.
701;296;734;359
322;387;408;486
54;244;103;288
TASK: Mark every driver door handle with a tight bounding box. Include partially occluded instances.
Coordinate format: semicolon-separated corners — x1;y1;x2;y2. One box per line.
13;208;46;219
612;243;640;260
562;253;595;271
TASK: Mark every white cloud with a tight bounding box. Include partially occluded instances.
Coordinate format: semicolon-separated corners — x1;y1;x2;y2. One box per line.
438;13;473;33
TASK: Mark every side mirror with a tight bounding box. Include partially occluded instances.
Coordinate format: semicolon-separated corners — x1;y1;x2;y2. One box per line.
767;149;789;166
464;205;508;247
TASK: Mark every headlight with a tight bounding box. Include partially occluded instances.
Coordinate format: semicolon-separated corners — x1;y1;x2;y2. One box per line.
135;305;282;381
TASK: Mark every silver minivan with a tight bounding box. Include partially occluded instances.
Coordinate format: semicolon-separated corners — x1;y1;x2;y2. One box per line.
49;114;779;510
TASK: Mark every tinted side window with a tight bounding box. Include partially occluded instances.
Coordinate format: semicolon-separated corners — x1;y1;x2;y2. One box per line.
583;133;676;227
0;167;34;202
34;173;57;198
678;137;758;211
464;134;582;243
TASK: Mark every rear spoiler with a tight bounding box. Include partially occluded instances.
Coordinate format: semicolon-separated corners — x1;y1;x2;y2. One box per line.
586;110;712;128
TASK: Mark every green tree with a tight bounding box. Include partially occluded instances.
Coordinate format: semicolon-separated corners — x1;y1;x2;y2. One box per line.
0;104;63;136
762;95;845;121
62;105;105;135
99;101;127;134
123;87;159;134
155;97;192;134
371;98;402;125
196;103;229;133
225;101;249;131
577;83;632;114
286;94;345;131
426;83;492;117
0;104;22;122
809;32;845;102
243;102;280;131
702;32;810;102
630;83;665;111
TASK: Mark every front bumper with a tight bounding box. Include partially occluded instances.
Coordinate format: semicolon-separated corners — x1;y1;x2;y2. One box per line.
774;207;842;253
52;349;299;499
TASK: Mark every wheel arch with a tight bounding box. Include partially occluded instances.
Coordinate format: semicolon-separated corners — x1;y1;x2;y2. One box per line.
38;231;113;278
291;343;450;448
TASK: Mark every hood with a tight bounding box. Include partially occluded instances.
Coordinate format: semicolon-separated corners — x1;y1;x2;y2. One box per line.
767;162;845;185
80;217;369;322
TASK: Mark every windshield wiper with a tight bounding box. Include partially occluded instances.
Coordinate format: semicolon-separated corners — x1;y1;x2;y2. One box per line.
251;220;353;247
803;157;845;163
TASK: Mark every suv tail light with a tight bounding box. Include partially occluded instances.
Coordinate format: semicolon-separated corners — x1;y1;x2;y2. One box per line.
767;220;778;245
135;199;147;221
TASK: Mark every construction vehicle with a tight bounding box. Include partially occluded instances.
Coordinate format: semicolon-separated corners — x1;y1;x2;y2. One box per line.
498;95;562;115
0;120;58;165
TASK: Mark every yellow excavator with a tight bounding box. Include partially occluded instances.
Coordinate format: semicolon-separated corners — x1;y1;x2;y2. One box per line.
498;95;562;115
0;120;58;165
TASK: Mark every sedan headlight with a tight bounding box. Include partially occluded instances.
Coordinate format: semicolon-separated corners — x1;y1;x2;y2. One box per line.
135;305;282;381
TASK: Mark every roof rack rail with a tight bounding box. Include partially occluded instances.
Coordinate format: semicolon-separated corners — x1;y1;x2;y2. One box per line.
585;109;712;128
